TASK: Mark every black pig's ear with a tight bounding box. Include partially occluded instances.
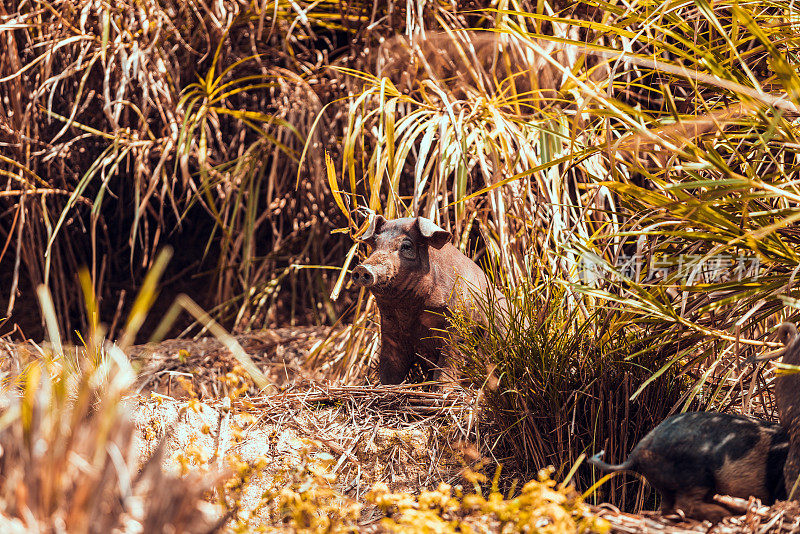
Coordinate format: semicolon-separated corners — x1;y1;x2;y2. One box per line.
360;214;386;246
416;217;451;249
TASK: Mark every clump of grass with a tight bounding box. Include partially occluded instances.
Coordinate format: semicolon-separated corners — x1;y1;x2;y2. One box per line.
450;274;688;512
0;252;279;532
0;0;392;338
0;328;225;533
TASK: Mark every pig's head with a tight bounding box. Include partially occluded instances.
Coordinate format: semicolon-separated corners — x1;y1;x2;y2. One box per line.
351;215;451;298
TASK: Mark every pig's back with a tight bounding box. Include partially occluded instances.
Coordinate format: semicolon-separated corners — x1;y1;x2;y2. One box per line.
433;244;496;313
630;412;784;503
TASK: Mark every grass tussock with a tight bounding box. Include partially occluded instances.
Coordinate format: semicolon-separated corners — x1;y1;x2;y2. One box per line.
0;342;225;533
0;260;264;532
0;0;388;337
449;276;686;511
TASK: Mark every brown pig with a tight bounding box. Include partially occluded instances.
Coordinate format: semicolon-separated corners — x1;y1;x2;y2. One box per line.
350;215;505;384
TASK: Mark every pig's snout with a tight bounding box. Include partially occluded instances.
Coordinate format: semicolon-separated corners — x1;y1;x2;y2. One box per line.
351;264;377;287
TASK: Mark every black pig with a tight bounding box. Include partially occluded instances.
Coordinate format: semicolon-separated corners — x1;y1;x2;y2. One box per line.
589;411;788;522
351;215;504;384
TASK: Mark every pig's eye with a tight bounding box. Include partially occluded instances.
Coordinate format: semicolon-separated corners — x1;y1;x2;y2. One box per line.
399;241;417;260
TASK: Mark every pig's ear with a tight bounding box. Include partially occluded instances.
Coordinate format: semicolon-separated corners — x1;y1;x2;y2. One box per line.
417;217;451;249
360;214;386;246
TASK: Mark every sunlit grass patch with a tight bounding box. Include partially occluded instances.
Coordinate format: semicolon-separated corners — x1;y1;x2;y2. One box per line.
447;266;689;511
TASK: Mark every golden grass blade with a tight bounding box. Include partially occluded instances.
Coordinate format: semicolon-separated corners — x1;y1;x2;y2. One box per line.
326;151;350;225
329;243;359;302
119;247;173;349
36;285;62;356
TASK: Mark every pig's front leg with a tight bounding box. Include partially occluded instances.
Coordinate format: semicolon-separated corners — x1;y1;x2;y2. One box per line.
378;331;414;385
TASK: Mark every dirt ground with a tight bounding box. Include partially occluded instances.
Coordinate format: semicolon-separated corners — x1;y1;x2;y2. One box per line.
3;327;799;532
125;326;481;529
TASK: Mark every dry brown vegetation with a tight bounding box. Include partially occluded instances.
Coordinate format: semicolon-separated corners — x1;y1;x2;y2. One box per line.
4;0;800;530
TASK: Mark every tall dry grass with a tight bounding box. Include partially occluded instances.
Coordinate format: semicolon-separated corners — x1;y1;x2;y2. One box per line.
0;0;394;338
5;0;800;512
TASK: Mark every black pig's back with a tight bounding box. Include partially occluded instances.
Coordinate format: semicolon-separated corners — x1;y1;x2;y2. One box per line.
627;412;785;504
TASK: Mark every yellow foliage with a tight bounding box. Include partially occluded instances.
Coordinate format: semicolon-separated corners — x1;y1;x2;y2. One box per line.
367;468;609;534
